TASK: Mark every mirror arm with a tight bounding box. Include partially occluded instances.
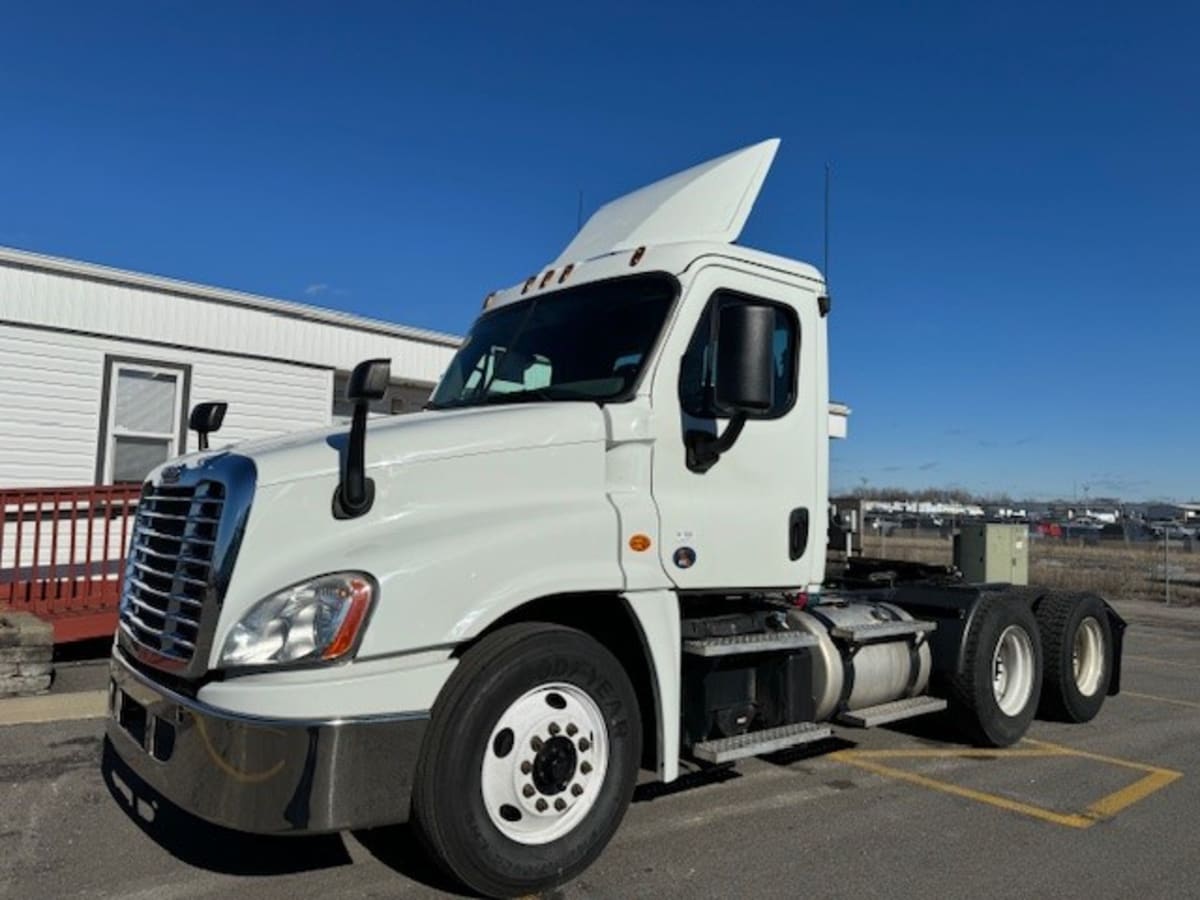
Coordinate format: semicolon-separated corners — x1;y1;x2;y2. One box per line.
685;413;747;474
333;402;375;519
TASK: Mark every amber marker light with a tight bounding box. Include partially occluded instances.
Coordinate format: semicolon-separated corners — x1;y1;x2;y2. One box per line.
559;263;575;283
321;576;375;661
540;269;556;288
630;246;645;266
629;533;652;552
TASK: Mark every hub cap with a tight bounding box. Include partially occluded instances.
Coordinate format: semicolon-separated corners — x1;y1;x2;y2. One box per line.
991;624;1035;717
1073;617;1105;697
481;683;609;845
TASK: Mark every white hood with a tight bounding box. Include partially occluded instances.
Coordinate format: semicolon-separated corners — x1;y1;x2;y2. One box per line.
208;403;608;487
554;138;779;265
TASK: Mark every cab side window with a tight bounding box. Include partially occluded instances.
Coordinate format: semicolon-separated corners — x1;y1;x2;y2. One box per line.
679;290;799;419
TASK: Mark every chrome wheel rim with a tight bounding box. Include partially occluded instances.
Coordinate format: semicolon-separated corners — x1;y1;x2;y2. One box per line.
992;625;1035;716
1073;617;1105;697
480;682;609;845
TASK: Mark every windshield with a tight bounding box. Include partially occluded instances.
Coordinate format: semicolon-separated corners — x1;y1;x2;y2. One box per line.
429;273;678;409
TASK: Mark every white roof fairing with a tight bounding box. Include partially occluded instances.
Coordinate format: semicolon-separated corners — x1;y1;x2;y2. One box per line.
553;138;781;266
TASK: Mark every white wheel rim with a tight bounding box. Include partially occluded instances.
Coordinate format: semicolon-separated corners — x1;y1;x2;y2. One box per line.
991;625;1035;717
480;682;609;845
1073;617;1105;697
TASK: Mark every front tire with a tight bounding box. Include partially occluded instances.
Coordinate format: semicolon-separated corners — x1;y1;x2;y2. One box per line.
411;623;641;899
1035;593;1113;722
949;597;1043;747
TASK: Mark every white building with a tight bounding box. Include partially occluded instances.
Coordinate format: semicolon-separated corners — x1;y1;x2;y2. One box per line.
0;246;460;488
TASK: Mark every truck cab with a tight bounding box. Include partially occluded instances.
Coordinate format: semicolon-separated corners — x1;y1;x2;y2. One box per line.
107;139;1123;899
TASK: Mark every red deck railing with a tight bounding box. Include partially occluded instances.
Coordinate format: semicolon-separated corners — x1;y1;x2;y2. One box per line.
0;485;140;643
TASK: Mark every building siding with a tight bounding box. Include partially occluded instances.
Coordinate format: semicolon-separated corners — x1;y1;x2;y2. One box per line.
0;257;458;384
0;323;331;488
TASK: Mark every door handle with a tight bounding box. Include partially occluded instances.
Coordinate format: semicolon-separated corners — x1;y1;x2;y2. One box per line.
789;508;809;561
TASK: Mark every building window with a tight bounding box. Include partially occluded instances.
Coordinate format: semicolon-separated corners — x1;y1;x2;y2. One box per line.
97;357;190;484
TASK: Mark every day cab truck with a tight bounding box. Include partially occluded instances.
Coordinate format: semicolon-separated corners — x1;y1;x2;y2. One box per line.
106;139;1124;898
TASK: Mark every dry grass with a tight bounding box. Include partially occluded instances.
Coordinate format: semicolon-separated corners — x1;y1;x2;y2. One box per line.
863;534;1200;607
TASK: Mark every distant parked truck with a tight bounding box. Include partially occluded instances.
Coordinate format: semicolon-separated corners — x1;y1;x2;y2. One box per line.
105;140;1125;898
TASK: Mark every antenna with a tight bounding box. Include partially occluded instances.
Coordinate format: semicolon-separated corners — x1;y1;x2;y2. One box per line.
823;162;832;287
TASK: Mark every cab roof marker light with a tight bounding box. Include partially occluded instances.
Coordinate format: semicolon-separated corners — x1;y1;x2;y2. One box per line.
521;276;537;295
539;269;556;288
558;263;575;283
630;246;646;266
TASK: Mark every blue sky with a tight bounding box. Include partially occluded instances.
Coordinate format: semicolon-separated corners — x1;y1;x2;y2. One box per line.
1;3;1196;500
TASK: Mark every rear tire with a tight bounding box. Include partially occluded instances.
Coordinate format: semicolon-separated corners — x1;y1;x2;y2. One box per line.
949;597;1043;747
411;623;641;899
1035;593;1113;722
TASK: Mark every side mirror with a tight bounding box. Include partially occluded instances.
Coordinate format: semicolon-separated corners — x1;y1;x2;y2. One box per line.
713;303;775;416
188;401;227;451
346;358;391;401
685;303;776;474
334;358;391;519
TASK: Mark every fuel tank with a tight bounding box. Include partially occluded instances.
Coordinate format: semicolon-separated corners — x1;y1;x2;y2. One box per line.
788;601;932;721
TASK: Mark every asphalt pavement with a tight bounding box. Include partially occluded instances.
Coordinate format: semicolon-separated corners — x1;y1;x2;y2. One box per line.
1;599;1197;899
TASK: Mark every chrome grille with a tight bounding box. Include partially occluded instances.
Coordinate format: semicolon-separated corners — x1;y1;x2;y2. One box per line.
119;482;226;664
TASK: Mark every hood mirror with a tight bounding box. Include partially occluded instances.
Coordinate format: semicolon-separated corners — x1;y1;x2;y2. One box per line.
334;358;391;519
189;402;228;451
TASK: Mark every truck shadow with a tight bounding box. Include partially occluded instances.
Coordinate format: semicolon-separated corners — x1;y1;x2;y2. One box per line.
100;738;352;876
351;825;471;896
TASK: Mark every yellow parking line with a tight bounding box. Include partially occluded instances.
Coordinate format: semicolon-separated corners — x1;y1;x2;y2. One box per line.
1086;768;1182;819
833;738;1182;828
1125;654;1200;670
1123;690;1200;711
830;751;1094;828
835;747;1065;760
1023;738;1183;775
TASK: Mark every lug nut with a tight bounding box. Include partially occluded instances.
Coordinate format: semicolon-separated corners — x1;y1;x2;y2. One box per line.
523;784;536;798
566;723;578;736
548;722;561;735
571;784;584;797
580;761;592;775
578;737;590;752
520;760;532;774
531;736;543;752
536;798;548;812
554;798;567;811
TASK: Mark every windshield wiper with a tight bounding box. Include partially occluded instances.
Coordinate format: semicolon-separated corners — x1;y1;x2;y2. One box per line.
477;386;599;406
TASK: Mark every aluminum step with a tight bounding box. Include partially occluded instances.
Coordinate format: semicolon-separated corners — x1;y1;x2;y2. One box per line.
683;630;818;657
829;619;937;643
692;721;832;763
836;695;948;728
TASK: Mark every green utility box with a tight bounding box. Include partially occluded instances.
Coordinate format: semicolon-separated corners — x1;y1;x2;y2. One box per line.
954;524;1029;585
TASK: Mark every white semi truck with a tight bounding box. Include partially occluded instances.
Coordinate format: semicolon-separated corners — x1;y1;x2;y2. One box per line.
106;139;1124;898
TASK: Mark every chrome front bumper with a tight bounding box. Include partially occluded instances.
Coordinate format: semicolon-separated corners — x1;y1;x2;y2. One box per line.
105;651;429;834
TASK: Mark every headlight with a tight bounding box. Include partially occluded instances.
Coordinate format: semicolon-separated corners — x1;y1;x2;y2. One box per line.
219;572;376;668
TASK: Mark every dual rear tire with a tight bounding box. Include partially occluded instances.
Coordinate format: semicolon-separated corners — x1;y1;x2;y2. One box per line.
950;598;1044;746
950;592;1114;746
1035;592;1114;722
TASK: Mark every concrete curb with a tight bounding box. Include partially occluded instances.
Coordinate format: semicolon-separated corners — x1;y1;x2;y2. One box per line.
0;690;107;727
